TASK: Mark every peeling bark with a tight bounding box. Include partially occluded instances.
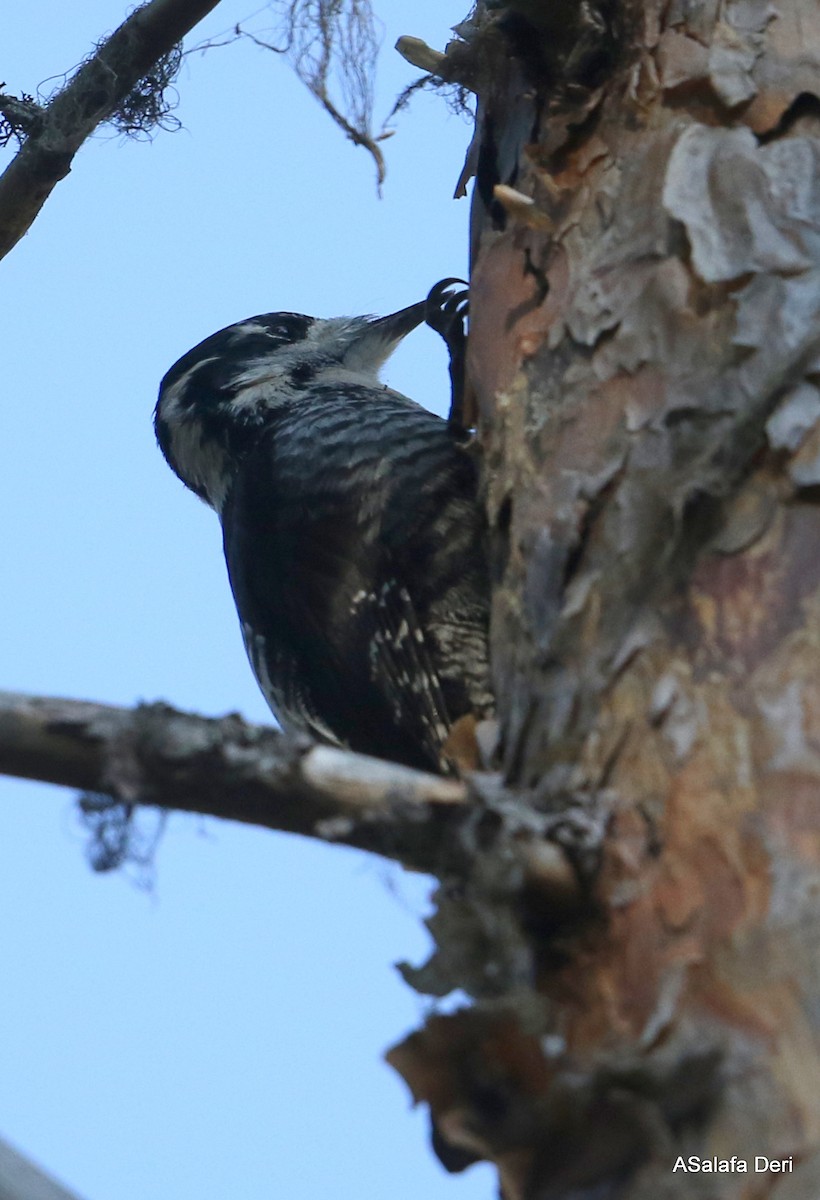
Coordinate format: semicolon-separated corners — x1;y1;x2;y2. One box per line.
387;2;820;1197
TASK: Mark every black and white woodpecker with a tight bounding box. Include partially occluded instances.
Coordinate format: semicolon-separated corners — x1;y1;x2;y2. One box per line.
154;286;492;774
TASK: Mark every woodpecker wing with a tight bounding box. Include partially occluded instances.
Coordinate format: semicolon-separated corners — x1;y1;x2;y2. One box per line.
220;386;483;771
352;578;452;769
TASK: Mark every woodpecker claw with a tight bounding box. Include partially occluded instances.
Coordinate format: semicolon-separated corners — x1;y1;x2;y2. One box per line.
425;277;469;332
425;278;469;429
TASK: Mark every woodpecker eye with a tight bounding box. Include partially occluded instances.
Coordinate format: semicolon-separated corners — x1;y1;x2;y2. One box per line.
257;314;314;343
232;332;284;359
289;361;316;385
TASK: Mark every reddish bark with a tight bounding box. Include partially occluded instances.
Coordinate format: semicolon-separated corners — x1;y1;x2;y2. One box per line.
389;3;820;1196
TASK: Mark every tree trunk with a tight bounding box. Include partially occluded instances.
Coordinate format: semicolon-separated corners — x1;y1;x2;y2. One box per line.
388;2;820;1196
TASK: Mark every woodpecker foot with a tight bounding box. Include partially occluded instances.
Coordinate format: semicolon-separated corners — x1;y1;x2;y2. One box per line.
425;278;469;428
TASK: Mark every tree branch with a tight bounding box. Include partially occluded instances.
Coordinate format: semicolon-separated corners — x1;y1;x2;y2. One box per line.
0;1135;86;1200
0;690;471;872
0;0;222;261
0;690;580;897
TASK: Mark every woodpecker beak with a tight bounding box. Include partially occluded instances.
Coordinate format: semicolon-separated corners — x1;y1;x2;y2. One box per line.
341;300;427;375
367;300;427;344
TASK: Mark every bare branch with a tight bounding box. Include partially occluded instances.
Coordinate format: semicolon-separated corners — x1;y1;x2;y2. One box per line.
394;36;447;77
0;92;44;148
0;690;581;901
0;690;469;872
0;0;223;261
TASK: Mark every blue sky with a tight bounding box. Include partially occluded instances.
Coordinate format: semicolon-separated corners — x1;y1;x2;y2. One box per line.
1;3;495;1197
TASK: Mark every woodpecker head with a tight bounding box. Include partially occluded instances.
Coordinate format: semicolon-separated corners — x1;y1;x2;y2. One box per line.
155;300;427;511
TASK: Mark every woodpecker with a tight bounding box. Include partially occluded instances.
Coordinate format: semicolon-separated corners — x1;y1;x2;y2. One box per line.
154;286;491;773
